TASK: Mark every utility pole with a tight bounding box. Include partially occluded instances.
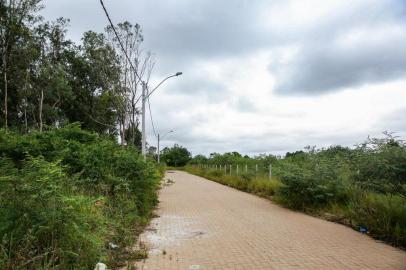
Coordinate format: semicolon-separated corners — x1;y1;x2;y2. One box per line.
157;133;160;163
140;73;182;161
142;81;147;160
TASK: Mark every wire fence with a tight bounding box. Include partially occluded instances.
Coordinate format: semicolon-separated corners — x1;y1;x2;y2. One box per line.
190;164;273;180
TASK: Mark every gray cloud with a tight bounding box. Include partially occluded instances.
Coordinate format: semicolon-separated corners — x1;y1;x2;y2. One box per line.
271;0;406;95
40;0;406;155
273;33;406;95
42;0;406;93
164;70;229;102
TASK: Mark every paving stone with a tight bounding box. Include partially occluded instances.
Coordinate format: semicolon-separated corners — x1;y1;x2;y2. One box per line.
131;171;406;270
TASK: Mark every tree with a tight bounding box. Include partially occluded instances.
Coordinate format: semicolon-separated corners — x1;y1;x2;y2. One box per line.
106;21;154;146
0;1;150;143
0;0;42;130
160;144;191;167
189;154;208;165
63;30;122;135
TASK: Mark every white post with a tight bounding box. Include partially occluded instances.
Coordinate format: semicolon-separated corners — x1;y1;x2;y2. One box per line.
245;164;248;173
237;164;239;175
230;165;232;175
220;164;222;170
141;81;147;160
269;164;272;180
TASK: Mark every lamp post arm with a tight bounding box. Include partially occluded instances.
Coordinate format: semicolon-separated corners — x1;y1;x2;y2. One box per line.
145;75;177;100
161;130;174;140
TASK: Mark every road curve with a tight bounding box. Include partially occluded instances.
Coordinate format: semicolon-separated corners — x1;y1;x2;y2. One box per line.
133;171;406;270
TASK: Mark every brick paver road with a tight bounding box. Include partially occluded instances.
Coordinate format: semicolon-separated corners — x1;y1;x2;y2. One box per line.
134;171;406;270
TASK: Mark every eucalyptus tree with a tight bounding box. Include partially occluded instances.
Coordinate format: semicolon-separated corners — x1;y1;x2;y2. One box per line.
0;0;42;130
106;21;154;146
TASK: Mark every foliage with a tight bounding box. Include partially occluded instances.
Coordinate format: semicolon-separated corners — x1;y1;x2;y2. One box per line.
186;133;406;247
0;126;161;269
0;1;150;148
277;155;349;209
161;144;191;167
0;157;105;269
351;133;406;196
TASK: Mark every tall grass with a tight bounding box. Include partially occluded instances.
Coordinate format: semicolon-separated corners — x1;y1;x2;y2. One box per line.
185;166;282;197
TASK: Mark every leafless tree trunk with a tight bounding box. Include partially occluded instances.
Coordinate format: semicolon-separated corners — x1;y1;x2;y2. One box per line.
107;22;155;147
39;89;43;132
23;69;29;132
3;54;8;130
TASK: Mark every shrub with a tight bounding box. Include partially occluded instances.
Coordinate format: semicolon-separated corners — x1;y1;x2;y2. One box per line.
0;126;161;269
277;160;348;210
0;157;106;269
351;134;406;196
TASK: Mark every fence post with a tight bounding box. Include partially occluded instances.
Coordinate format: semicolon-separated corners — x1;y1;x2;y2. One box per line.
269;164;272;180
236;164;239;175
245;164;248;173
229;164;232;175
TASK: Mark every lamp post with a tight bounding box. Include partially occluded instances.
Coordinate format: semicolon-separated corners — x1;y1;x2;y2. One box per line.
158;130;174;163
142;72;182;160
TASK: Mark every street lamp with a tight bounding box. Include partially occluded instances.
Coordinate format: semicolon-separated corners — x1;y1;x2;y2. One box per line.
157;130;174;163
142;72;182;160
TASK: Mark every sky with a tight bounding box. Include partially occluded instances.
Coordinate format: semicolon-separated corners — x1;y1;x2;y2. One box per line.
41;0;406;156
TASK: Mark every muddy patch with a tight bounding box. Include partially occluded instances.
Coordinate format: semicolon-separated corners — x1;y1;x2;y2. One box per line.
140;214;208;255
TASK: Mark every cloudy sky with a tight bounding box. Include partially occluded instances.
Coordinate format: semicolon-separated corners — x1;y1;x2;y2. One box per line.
41;0;406;156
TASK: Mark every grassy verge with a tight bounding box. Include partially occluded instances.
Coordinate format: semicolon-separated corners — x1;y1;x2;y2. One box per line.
183;166;281;198
0;125;162;269
183;166;406;249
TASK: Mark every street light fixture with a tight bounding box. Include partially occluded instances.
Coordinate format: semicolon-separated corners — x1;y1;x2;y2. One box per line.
142;72;182;160
157;130;174;163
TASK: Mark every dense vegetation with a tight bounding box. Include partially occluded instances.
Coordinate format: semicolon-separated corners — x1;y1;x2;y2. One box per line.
0;125;162;269
160;144;191;167
1;0;150;146
0;2;164;268
185;133;406;247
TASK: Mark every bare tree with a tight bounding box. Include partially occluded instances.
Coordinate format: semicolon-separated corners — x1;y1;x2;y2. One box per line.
106;22;155;146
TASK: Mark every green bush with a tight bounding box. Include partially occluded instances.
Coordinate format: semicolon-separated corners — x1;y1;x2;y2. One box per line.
351;134;406;196
277;160;348;210
0;157;105;269
0;126;161;269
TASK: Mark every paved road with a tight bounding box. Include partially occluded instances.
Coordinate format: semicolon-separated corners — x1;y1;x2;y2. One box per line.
134;171;406;270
